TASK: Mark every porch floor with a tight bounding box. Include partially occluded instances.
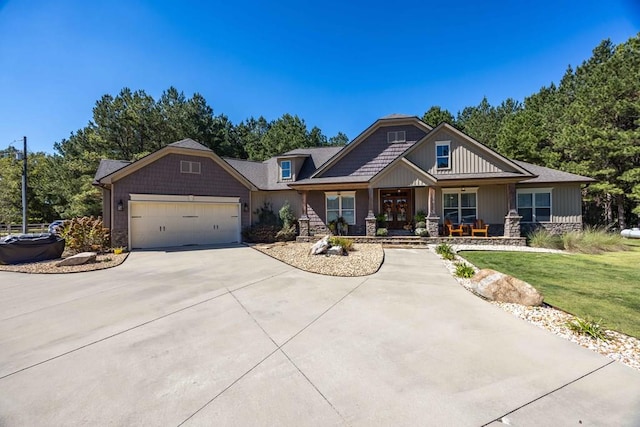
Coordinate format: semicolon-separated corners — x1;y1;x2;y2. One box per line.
296;235;527;246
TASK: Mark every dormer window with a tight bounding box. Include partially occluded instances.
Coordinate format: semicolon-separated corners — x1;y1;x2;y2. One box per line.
280;160;292;180
436;141;450;169
387;131;406;143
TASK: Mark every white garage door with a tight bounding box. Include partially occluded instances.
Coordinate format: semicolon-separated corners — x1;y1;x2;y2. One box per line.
130;200;240;249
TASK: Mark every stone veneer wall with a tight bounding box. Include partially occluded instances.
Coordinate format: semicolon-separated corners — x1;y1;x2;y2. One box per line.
296;235;526;246
521;222;583;235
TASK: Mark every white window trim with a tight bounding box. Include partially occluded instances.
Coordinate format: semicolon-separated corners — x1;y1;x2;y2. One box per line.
436;141;451;170
280;160;292;180
325;191;356;225
387;130;406;144
180;160;201;174
516;188;553;223
441;187;478;224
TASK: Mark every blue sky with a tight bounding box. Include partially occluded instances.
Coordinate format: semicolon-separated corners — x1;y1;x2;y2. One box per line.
1;0;638;154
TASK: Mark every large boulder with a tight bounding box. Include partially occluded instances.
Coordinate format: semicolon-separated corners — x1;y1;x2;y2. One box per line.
327;245;345;256
470;269;544;306
309;236;330;255
56;252;97;267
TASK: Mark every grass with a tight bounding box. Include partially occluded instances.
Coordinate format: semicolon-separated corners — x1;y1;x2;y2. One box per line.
459;240;640;338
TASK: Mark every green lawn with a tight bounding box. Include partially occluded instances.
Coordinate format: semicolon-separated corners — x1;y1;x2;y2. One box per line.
459;240;640;338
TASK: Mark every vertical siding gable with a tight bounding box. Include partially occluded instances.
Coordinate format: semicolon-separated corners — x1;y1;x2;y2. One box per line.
321;125;427;178
407;129;520;175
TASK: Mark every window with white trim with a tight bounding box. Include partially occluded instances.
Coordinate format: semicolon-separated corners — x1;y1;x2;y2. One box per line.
436;141;450;169
180;160;201;174
387;131;406;143
442;188;477;224
326;192;356;225
517;189;552;222
280;160;292;180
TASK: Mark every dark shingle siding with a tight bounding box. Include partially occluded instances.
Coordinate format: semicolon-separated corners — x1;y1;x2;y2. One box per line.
321;125;427;178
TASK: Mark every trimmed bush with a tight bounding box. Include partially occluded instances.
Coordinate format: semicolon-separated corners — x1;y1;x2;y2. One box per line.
414;210;426;223
414;227;429;237
376;227;388;236
242;225;279;243
415;221;426;229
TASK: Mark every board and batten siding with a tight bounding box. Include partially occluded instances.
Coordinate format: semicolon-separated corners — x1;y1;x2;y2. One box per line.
406;129;518;175
517;183;583;223
414;187;428;214
372;163;431;188
251;190;302;224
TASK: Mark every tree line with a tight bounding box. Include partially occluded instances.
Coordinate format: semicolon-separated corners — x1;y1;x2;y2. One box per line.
1;34;638;228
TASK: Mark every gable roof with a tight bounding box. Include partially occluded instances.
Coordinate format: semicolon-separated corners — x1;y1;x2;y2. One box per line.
93;159;131;184
94;138;256;190
311;115;432;178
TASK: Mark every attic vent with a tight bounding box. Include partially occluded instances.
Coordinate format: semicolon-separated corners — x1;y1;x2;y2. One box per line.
387;131;406;143
180;160;201;174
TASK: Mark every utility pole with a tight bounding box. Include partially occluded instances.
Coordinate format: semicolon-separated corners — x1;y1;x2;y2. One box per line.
22;136;27;234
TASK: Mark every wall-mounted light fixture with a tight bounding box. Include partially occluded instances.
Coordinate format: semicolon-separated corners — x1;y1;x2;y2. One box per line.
243;202;249;212
117;200;124;211
460;187;466;192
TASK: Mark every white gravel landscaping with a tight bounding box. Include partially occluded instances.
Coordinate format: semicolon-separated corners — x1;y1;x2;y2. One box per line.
436;245;640;372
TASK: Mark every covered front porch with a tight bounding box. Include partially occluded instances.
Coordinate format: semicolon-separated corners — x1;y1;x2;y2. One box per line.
295;182;524;239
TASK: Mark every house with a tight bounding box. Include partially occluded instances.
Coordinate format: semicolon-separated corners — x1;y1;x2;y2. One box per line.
93;115;594;249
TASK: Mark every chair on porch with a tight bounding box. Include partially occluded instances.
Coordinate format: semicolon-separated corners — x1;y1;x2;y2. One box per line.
471;219;489;237
444;219;464;237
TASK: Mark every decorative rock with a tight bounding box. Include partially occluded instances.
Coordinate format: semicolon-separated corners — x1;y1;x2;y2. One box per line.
470;269;543;306
309;236;330;255
56;252;97;267
327;245;345;256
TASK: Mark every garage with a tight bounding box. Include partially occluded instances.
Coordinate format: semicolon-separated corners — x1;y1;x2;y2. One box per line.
129;195;241;249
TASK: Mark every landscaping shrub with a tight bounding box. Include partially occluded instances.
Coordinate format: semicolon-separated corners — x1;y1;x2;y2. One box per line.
528;229;563;250
435;243;455;260
279;201;296;228
529;227;628;254
329;236;354;252
566;317;608;341
568;227;628;254
415;221;426;229
414;210;426;223
275;224;297;241
376;227;388;236
375;213;387;228
455;262;475;278
414;228;429;237
59;216;110;254
242;225;279;243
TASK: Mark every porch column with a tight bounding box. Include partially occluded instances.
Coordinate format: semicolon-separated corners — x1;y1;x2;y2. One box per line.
299;190;310;237
504;183;521;237
365;187;376;236
426;186;440;237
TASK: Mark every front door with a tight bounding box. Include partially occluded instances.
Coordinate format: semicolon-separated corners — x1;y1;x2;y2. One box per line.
380;189;412;229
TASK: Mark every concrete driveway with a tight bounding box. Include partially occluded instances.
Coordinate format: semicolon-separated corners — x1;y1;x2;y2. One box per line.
0;246;638;426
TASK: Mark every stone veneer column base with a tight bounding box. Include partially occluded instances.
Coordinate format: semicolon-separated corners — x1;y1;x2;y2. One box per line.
298;216;310;237
112;229;128;249
426;215;440;237
365;215;376;236
504;214;522;237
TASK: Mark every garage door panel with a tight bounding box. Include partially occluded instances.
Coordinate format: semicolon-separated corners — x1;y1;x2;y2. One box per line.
130;201;240;249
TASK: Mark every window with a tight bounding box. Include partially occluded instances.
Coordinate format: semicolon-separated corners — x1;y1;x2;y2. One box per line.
517;189;552;222
180;160;201;174
436;141;450;169
442;189;477;224
280;160;292;180
387;131;406;143
326;192;356;225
